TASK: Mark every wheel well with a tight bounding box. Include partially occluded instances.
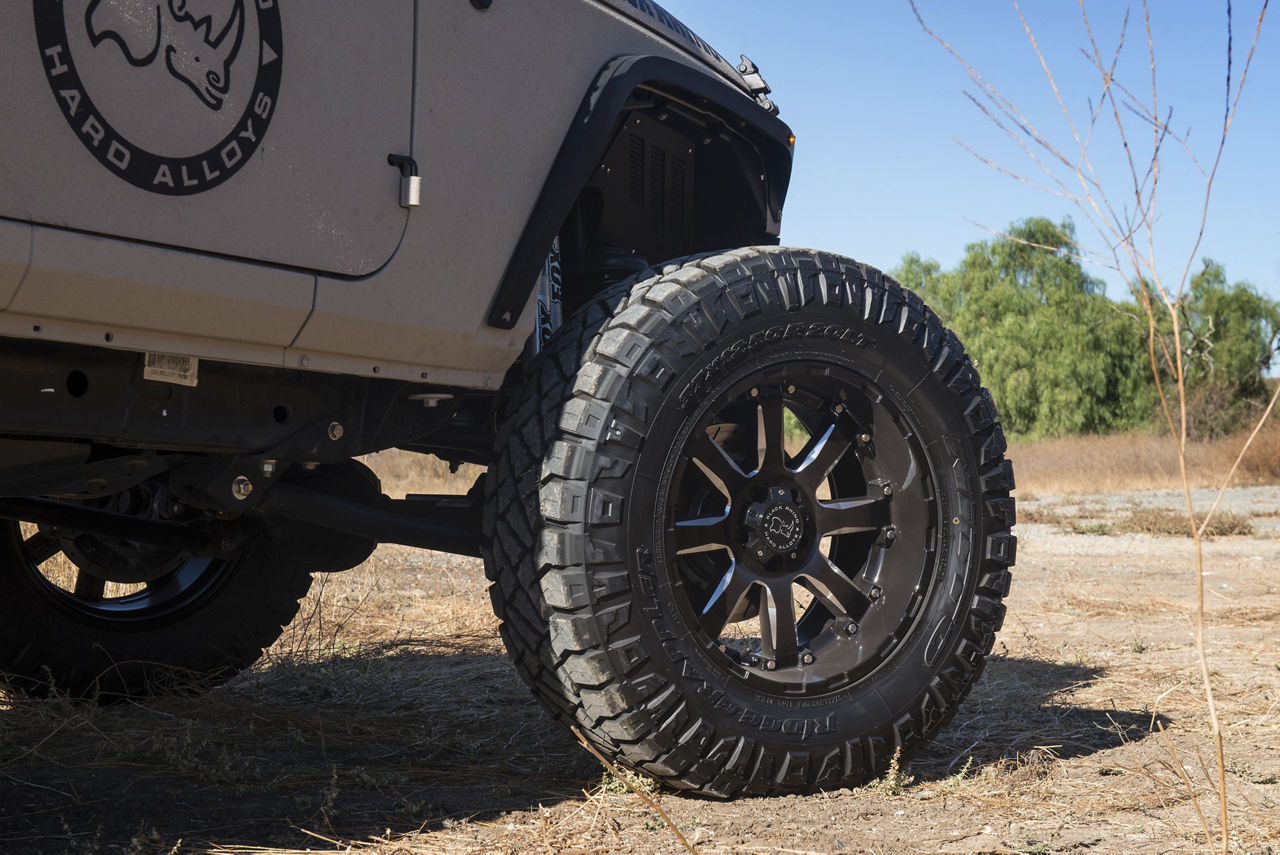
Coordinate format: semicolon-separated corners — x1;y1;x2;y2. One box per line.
557;86;789;314
485;55;795;329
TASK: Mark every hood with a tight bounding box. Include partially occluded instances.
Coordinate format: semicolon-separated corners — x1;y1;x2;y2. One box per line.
597;0;773;109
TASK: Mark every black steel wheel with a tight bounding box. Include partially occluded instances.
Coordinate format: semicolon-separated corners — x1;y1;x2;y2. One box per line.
485;247;1016;796
0;480;313;700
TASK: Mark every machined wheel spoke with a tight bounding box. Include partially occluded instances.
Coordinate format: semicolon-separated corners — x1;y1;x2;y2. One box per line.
73;571;106;601
672;514;733;555
698;564;753;639
22;531;62;566
793;424;854;489
815;495;890;537
757;398;787;471
796;553;864;618
760;581;799;665
689;431;749;498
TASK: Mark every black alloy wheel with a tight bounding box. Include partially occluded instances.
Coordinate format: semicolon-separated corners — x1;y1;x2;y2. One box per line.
664;366;934;694
0;478;313;700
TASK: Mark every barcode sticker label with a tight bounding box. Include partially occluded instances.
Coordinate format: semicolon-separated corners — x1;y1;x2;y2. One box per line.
143;352;199;387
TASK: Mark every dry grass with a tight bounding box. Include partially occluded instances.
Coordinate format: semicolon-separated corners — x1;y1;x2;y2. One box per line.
1009;421;1280;496
1115;508;1255;538
358;450;482;498
1020;505;1259;538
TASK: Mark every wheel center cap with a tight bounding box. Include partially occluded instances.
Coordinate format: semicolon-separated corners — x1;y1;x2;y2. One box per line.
761;502;804;552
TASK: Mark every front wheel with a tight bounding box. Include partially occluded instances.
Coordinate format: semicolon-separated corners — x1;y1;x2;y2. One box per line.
486;247;1015;796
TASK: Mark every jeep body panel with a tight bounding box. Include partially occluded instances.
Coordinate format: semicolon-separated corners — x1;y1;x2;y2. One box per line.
4;1;413;278
0;219;32;309
1;1;789;390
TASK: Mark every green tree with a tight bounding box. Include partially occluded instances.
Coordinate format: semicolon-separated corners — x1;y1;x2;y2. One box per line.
896;217;1153;438
1173;259;1280;436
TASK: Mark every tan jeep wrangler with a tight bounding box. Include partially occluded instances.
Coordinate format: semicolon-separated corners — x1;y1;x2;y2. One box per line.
0;0;1015;797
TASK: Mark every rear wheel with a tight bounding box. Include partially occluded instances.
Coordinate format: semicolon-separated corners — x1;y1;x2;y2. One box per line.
485;247;1015;796
0;480;312;700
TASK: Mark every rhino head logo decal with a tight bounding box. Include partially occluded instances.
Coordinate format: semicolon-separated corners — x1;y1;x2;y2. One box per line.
86;0;246;110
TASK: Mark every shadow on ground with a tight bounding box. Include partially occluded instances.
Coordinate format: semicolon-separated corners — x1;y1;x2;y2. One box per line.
0;640;599;852
913;654;1166;778
0;646;1160;852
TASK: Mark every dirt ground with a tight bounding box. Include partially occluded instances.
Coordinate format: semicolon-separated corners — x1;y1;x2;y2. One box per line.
1;485;1278;854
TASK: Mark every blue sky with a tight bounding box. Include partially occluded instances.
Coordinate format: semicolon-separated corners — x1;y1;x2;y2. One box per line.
661;1;1278;304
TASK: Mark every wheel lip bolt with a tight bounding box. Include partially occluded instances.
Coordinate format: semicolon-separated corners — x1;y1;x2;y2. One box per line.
231;475;253;501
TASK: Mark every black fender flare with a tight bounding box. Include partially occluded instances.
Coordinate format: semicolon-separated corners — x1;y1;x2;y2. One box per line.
486;54;795;330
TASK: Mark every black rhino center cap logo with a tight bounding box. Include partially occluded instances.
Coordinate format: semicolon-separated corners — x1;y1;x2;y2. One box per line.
35;0;282;195
763;503;803;553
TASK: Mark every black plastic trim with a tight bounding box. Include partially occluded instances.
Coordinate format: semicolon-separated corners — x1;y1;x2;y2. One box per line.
485;54;795;330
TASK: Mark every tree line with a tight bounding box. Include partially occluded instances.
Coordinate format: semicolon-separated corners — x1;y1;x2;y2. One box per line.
893;217;1280;439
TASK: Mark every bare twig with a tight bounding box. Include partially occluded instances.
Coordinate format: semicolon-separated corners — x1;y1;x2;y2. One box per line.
571;726;700;855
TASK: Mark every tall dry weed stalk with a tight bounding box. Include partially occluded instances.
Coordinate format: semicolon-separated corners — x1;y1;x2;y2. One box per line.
911;2;1272;851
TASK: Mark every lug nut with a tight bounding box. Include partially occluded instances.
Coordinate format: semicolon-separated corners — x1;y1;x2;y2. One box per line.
834;404;845;414
750;387;759;398
786;384;796;394
231;475;253;501
884;526;897;541
328;421;344;441
869;586;882;601
765;660;777;671
843;620;859;636
882;483;894;496
801;652;815;665
858;433;871;444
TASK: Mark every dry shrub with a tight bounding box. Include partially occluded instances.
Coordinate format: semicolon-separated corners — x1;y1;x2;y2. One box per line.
1112;508;1254;538
359;449;481;498
1010;421;1280;495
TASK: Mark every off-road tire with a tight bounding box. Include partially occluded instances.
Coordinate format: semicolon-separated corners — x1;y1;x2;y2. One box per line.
0;520;312;700
484;247;1015;796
